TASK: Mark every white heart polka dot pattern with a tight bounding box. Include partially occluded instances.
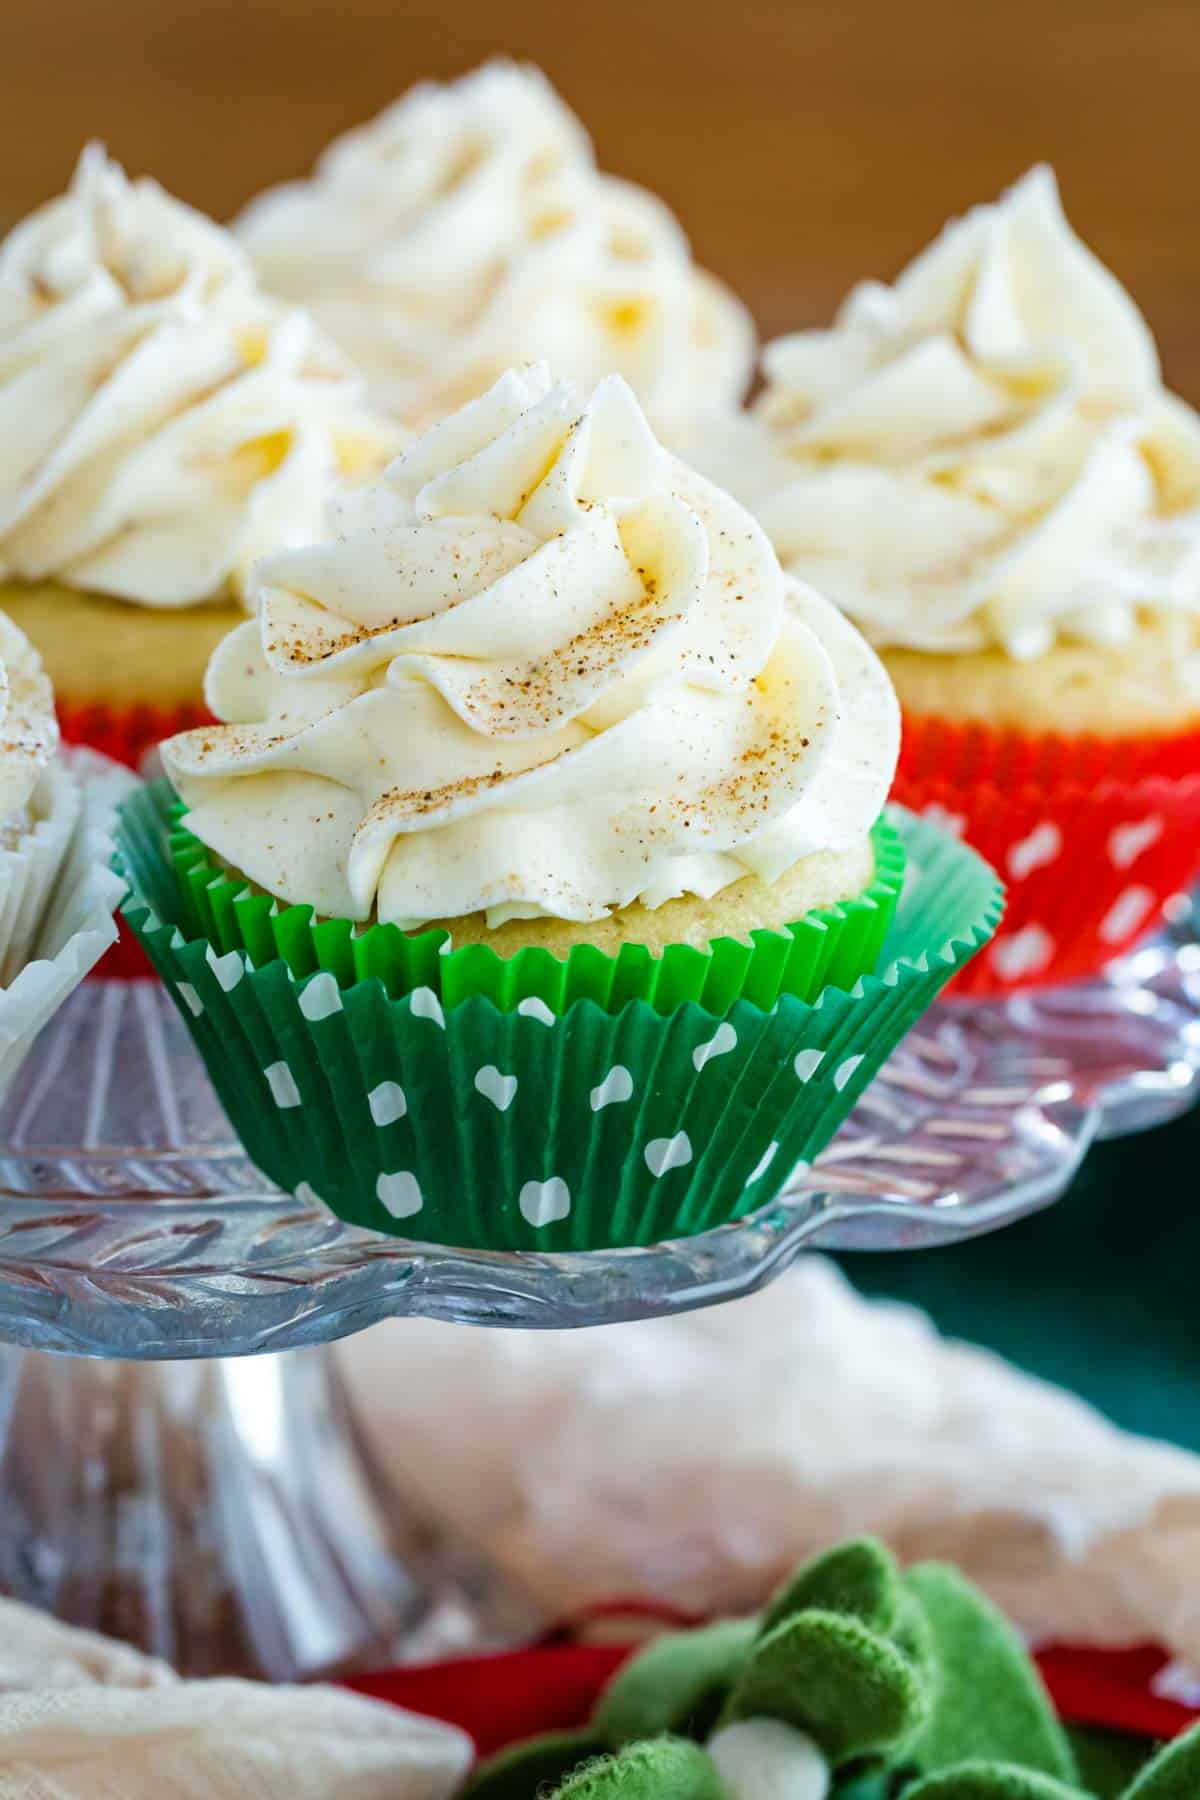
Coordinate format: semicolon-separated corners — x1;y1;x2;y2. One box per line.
248;969;875;1225
1108;817;1163;870
833;1054;864;1092
989;924;1056;983
590;1066;634;1111
519;1177;571;1227
377;1171;423;1219
645;1132;693;1177
693;1023;738;1070
1006;821;1062;881
474;1065;518;1111
516;997;556;1025
368;1081;407;1127
409;987;445;1027
178;925;891;1241
1099;884;1155;944
264;1061;301;1108
299;972;343;1022
205;944;245;992
745;1142;778;1186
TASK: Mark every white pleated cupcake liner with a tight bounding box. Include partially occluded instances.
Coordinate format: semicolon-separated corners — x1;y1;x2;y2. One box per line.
0;747;135;1105
0;765;81;986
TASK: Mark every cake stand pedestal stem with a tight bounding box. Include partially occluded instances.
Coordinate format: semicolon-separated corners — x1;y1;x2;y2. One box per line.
0;1341;531;1679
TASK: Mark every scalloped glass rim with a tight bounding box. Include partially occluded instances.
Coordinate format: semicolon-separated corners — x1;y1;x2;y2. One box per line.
0;975;1094;1354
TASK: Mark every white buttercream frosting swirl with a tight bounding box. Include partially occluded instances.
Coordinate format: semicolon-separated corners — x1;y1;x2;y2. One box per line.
0;610;58;820
163;365;898;932
0;147;398;609
235;61;755;439
750;166;1200;659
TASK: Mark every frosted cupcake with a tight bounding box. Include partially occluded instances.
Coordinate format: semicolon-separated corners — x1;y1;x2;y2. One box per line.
0;146;399;766
746;167;1200;991
0;610;129;1099
116;367;1001;1250
235;61;755;445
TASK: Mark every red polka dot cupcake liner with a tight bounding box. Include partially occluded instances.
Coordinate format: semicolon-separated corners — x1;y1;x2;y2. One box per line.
894;718;1200;995
57;698;213;772
89;920;155;979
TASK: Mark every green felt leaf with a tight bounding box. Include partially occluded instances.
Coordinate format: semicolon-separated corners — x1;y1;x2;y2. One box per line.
831;1774;892;1800
903;1566;1077;1784
594;1619;758;1748
463;1730;608;1800
760;1538;900;1639
553;1737;727;1799
902;1764;1088;1799
722;1609;929;1765
1124;1723;1200;1798
1065;1727;1152;1800
891;1584;939;1689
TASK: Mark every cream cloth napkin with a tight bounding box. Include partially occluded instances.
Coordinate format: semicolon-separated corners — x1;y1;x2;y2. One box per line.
0;1601;470;1800
340;1260;1200;1660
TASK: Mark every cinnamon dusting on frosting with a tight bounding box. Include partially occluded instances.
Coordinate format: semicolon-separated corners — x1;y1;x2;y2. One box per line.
164;365;898;930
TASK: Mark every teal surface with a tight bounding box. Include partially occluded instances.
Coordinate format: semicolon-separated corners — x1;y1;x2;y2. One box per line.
839;1103;1200;1451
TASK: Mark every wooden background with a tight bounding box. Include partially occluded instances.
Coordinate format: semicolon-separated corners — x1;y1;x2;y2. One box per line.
5;0;1199;394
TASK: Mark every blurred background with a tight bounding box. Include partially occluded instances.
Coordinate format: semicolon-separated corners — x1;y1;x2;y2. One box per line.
4;0;1200;1699
6;0;1198;393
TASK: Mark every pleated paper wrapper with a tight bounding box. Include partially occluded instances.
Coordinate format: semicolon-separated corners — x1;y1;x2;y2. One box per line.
894;717;1200;995
58;702;212;977
0;748;133;1103
58;698;212;773
116;782;1002;1252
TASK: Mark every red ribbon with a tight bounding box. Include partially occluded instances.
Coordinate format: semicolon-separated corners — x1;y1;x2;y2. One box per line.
347;1645;627;1757
1036;1644;1200;1744
345;1636;1200;1758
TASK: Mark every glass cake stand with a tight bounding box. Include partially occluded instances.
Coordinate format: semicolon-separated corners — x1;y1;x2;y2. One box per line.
949;912;1200;1141
0;977;1096;1681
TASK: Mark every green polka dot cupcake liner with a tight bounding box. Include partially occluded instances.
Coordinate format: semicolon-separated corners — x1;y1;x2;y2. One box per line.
113;781;1002;1251
166;811;906;1017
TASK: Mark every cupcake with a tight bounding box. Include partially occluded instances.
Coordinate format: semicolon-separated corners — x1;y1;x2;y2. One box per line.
235;60;755;446
0;146;400;766
742;167;1200;993
0;609;130;1098
116;365;1001;1251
